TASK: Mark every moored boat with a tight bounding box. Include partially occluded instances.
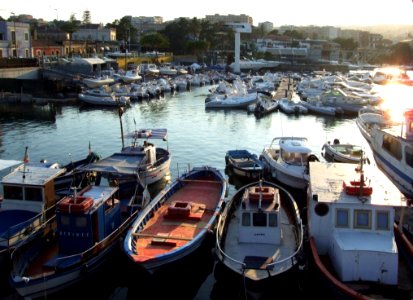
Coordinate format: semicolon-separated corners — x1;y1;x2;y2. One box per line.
225;149;264;180
0;157;67;281
123;166;227;273
215;180;305;289
259;136;319;189
364;109;413;198
322;139;364;164
10;182;149;298
79;129;171;186
307;160;413;299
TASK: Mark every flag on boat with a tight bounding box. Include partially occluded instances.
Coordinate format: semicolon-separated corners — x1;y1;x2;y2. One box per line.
23;146;29;163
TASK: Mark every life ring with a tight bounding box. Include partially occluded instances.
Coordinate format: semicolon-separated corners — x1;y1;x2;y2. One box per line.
59;196;94;213
342;181;373;196
248;186;275;202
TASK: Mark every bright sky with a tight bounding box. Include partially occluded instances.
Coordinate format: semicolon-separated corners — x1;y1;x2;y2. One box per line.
1;0;413;27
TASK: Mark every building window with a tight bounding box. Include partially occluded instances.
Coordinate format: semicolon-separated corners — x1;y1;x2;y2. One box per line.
376;211;390;230
25;49;29;58
25;33;28;41
242;212;251;226
0;33;3;40
336;208;349;228
354;209;372;229
11;31;16;42
0;49;3;58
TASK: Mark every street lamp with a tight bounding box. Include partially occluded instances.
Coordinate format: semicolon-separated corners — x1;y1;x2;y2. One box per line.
11;12;16;57
54;8;59;21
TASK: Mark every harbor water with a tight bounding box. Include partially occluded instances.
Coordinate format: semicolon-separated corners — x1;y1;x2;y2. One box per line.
1;79;413;299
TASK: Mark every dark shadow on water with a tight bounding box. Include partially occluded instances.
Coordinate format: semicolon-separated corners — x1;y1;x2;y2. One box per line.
125;235;216;300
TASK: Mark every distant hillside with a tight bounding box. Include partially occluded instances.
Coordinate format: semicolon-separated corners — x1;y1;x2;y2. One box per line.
342;24;413;41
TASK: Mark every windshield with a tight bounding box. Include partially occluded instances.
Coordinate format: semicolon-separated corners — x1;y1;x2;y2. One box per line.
281;150;308;166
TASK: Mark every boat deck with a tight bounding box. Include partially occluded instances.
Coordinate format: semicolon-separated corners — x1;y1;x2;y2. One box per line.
223;207;298;280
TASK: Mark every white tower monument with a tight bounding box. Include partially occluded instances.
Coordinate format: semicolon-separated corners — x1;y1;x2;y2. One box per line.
224;23;252;74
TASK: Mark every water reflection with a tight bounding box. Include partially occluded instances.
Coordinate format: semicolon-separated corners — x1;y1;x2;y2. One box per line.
0;103;57;122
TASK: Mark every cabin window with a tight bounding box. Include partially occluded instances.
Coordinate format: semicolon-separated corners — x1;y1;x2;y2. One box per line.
252;212;267;227
376;211;390;230
25;187;43;202
241;212;251;226
268;213;278;227
3;185;23;200
354;209;372;229
382;134;402;160
60;215;70;226
405;145;413;168
281;151;305;165
335;208;349;228
75;216;88;228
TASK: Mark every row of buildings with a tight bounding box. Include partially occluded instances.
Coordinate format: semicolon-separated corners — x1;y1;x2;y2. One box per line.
0;14;392;65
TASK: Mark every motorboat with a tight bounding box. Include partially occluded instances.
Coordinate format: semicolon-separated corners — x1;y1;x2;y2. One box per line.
278;98;308;115
78;93;130;107
260;137;319;189
322;139;364;164
82;75;114;88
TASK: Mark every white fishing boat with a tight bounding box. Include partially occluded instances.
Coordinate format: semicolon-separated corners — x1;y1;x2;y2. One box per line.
79;129;171;186
215;180;304;288
307;160;412;299
259;137;319;189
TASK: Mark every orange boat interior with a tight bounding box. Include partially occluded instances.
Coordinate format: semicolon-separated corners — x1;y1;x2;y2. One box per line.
131;179;223;262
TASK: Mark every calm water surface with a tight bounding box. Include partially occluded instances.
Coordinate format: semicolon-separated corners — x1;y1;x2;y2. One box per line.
1;79;413;299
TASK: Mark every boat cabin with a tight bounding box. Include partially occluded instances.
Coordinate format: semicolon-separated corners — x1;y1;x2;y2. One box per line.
238;185;281;244
1;164;66;213
308;162;405;285
56;186;121;255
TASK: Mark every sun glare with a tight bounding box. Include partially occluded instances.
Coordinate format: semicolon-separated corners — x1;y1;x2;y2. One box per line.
377;83;413;124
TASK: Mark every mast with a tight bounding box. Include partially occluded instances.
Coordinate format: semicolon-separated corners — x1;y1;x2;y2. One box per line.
118;106;125;149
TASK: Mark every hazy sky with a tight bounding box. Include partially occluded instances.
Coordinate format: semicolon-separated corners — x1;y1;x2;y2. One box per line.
2;0;413;27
